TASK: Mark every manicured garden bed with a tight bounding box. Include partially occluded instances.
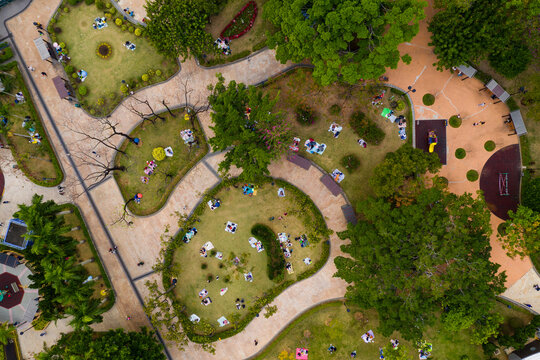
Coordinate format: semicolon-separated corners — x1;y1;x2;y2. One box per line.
220;1;258;39
50;1;178;116
114;109;207;216
201;0;275;67
169;178;330;340
260;68;407;204
0;62;63;186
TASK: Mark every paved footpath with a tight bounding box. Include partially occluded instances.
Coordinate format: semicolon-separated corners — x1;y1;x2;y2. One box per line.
4;0;539;358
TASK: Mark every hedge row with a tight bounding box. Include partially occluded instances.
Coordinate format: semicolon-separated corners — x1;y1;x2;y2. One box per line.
251;224;285;282
161;177;331;343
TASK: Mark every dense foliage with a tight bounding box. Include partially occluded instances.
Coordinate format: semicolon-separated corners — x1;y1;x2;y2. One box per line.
334;184;506;342
522;176;540;213
37;328;165;360
14;195;104;329
264;0;426;85
350;111;385;145
369;144;441;199
251;224;285;281
145;0;225;59
498;205;540;258
429;0;537;77
208;74;291;180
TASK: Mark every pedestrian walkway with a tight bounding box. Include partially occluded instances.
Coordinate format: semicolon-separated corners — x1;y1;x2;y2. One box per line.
5;0;539;359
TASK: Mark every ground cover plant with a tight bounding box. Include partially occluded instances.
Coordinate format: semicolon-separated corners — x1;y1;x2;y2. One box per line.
0;43;13;62
171;180;328;335
220;1;257;39
0;62;63;186
255;301;486;360
201;0;275;67
260;68;407;204
114;109;207;215
51;1;178;115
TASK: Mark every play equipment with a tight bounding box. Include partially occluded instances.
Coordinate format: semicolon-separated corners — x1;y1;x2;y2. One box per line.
428;130;438;153
499;173;509;196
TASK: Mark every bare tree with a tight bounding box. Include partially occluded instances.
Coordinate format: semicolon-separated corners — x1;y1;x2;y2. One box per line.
71;151;126;188
124;95;165;124
110;198;135;227
178;73;210;130
63;117;132;155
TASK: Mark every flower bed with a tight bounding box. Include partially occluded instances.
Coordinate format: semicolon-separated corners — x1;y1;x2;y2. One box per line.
220;1;258;40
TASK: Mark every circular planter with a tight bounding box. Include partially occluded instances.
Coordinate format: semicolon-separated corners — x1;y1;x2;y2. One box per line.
484;140;496;152
449;115;462;128
423;93;435;106
96;42;112;59
467;170;479;182
455;148;466;159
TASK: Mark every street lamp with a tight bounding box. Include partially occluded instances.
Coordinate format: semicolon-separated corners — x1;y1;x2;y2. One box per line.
405;85;416;94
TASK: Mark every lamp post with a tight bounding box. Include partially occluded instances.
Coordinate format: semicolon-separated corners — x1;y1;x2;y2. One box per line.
405;85;416;95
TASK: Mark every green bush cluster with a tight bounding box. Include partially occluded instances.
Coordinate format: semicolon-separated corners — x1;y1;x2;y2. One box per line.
455;148;466;159
484;140;496;152
0;44;14;62
350;111;385;145
295;104;317;126
489;42;531;79
340;154;360;173
251;224;285;282
78;86;88;96
423;93;435;106
449;115;462;128
467;169;479;182
497;316;540;351
329;104;341;115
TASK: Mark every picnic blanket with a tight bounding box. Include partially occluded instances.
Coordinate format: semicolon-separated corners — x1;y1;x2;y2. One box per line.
203;242;214;251
331;169;345;183
181;129;194;144
304;139;326;155
248;237;264;252
277;188;285;197
198;289;208;298
244;272;253;282
189;314;200;323
215;251;223;260
362;330;375;343
289;137;300;152
278;233;289;243
296;348;309;360
217;316;229;327
225;221;237;233
164;146;173;157
220;288;228;296
328;123;343;138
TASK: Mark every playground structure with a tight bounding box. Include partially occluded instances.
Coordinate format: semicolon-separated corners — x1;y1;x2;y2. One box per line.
499;173;509;196
428;130;438;153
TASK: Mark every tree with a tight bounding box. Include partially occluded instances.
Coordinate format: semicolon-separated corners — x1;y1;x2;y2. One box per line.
71;151;126;189
37;328;166;360
498;205;540;258
334;186;506;341
469;312;504;345
0;322;14;346
522;176;540;212
208;75;291;180
488;41;531;78
145;0;215;59
264;0;426;85
429;0;537;73
66;298;105;331
369;144;441;199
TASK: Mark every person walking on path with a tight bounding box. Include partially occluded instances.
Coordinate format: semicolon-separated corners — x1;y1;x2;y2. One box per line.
39;332;46;336
478;102;486;107
533;284;540;291
254;340;258;346
473;121;486;126
27;66;35;72
41;72;47;78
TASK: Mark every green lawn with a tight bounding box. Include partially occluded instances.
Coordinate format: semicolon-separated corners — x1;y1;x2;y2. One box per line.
52;2;178;115
172;182;326;332
0;62;63;186
59;204;114;310
255;301;486;360
202;0;275;66
261;68;407;204
114;109;207;215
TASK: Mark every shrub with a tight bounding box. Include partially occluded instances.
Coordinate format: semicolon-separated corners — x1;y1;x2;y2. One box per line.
120;84;128;93
350;111;385;145
115;18;122;26
78;86;87;96
484;140;496;152
251;224;285;282
71;72;78;79
152;147;166;161
497;222;507;236
295;105;316;126
109;92;117;100
142;74;149;82
201;263;208;270
96;98;104;106
85;0;94;4
423;93;435;106
54;27;62;34
218;263;224;269
147;69;155;76
449;115;462;128
105;1;111;8
522;177;540;212
108;8;116;16
63;7;69;13
509;317;524;329
95;0;104;9
340;154;360;173
0;47;13;62
65;65;74;74
210;249;217;257
395;100;405;112
156;69;162;76
89;109;96;115
128;26;135;33
489;42;531;78
68;0;78;5
455;148;466;159
59;42;66;49
467;170;479;182
121;25;127;32
134;28;142;36
329;104;341;115
50;18;56;24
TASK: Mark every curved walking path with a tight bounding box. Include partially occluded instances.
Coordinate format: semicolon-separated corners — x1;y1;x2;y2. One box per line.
5;0;539;358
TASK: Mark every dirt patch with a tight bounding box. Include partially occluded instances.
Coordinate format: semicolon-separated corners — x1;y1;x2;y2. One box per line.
303;330;311;338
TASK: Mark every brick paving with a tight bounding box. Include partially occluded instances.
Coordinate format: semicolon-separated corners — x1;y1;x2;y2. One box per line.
3;0;538;358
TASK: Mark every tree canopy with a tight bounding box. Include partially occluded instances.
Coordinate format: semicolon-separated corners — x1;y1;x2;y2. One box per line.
369;144;441;199
14;195;103;327
428;0;537;75
208;74;290;180
334;185;506;341
263;0;426;86
145;0;223;60
498;205;540;258
37;328;165;360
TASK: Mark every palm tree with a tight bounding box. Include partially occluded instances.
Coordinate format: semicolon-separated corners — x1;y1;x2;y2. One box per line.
57;283;94;306
67;299;105;331
42;258;84;293
0;322;14;345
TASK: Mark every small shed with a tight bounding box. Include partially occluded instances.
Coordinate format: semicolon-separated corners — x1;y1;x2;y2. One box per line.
457;64;477;79
486;79;510;103
510;110;527;136
33;38;57;63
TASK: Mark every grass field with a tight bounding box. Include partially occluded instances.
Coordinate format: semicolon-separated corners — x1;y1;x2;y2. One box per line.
59;204;114;309
172;182;326;331
202;0;275;66
114;109;207;215
0;62;63;186
261;68;407;204
53;2;178;115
